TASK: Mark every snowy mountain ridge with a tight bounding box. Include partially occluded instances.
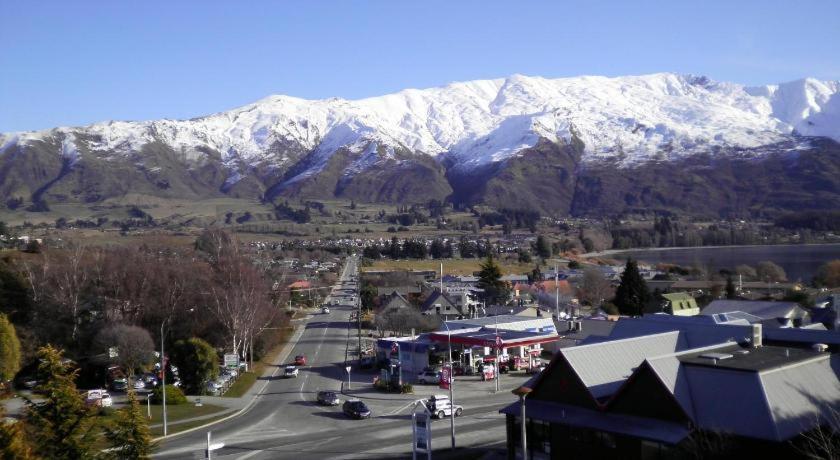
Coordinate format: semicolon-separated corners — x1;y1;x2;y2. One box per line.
2;72;839;182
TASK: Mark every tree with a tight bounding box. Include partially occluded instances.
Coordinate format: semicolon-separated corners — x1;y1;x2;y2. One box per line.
170;338;218;395
103;389;155;459
360;282;377;313
0;313;21;383
477;254;510;306
725;276;737;299
534;235;551;259
94;324;155;378
814;260;840;288
613;259;650;316
577;268;613;308
0;405;34;459
529;265;543;283
756;260;787;282
25;345;96;460
734;264;757;280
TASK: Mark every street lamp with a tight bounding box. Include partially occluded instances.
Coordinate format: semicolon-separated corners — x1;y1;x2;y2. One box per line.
160;308;194;437
512;386;532;459
442;321;455;450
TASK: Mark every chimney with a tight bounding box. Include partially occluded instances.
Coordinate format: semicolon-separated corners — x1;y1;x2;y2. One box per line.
751;323;762;348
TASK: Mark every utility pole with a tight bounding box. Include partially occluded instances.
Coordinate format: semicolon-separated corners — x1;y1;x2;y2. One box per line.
554;264;560;318
440;262;443;293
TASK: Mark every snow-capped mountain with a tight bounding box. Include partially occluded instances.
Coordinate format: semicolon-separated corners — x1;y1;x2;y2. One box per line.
1;73;839;217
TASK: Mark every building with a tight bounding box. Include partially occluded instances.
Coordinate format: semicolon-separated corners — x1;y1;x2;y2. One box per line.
501;327;840;459
661;292;699;316
421;291;469;320
701;300;809;327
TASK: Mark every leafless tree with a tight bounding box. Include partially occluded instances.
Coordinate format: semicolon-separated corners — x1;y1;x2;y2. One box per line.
794;408;840;460
94;324;155;378
577;267;613;308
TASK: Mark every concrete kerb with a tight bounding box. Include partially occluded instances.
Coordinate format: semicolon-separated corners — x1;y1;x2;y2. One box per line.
150;322;307;443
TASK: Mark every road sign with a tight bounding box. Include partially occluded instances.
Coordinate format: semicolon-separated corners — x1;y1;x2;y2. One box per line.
439;366;451;390
345;365;352;374
223;354;239;369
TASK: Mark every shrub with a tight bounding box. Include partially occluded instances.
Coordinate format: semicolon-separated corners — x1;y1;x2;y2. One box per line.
400;383;413;394
150;385;187;405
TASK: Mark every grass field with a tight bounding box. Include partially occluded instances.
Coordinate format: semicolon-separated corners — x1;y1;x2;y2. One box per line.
363;258;535;275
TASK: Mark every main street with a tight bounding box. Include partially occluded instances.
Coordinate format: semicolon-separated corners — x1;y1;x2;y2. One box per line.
155;256;508;459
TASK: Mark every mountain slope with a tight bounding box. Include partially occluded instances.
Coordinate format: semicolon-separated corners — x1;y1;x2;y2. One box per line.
1;73;839;217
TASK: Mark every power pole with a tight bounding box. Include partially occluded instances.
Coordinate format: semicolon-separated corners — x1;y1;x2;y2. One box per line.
554;264;560;318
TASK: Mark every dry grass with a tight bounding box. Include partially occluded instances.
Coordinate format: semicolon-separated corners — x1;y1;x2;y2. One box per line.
362;258;534;275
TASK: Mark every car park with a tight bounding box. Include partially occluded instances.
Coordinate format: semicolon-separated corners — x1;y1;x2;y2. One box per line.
425;394;463;419
284;366;299;378
342;400;371;419
206;380;223;395
110;378;128;392
294;355;307;366
316;391;340;406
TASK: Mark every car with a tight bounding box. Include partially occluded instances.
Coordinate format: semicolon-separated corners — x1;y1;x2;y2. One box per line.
425;394;463;419
142;373;158;387
342;399;371;419
223;367;238;378
416;370;441;384
321;306;330;314
132;379;146;390
85;389;113;407
110;378;128;392
316;391;340;406
284;366;299;378
294;355;307;366
527;363;547;375
206;380;223;395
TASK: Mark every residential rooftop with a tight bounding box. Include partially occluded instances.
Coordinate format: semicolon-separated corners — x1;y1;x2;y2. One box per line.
678;344;826;372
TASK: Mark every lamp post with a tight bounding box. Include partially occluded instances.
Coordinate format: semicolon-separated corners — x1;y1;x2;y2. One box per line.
512;386;532;459
160;318;169;436
442;321;455;450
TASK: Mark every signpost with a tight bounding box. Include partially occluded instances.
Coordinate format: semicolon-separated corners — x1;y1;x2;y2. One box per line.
223;354;240;370
345;365;352;390
439;365;451;390
205;431;224;460
412;402;432;460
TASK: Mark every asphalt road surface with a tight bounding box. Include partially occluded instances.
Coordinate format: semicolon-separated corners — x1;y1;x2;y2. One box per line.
154;256;507;459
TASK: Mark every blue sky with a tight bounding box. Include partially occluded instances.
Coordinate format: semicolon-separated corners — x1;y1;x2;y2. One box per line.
2;1;838;132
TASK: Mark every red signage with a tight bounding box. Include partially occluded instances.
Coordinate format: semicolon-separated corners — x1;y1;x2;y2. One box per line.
439;366;451;390
495;336;503;349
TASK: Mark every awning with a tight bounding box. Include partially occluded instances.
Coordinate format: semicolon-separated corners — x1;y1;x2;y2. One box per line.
500;400;690;445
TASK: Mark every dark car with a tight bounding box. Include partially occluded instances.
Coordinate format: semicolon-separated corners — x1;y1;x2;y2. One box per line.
316;390;340;406
342;399;371;419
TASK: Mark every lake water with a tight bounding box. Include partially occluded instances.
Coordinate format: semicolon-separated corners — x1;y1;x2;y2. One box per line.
605;244;840;282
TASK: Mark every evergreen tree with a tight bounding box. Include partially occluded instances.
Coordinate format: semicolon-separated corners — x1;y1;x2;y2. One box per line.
103;389;155;459
170;338;218;395
534;235;551;259
725;276;737;299
477;254;510;306
530;264;543;283
0;313;21;383
25;345;96;460
0;405;34;459
613;259;650;316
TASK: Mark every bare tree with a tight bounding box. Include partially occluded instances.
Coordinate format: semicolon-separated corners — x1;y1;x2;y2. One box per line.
94;324;155;378
794;408;840;460
757;260;787;282
577;267;613;309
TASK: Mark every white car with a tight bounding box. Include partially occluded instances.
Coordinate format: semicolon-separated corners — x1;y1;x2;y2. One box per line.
321;306;330;314
284;366;299;378
132;379;146;390
206;381;223;395
425;394;463;419
85;389;113;408
416;370;440;384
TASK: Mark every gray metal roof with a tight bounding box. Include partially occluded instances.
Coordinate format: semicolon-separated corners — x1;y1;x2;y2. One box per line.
561;331;684;399
601;315;754;349
701;300;806;320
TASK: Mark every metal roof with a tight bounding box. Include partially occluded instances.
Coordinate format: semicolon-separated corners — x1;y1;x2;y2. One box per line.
600;315;753;349
560;331;684;399
701;300;806;320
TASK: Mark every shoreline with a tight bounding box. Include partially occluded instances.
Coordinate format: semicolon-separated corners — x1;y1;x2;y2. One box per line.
581;242;840;259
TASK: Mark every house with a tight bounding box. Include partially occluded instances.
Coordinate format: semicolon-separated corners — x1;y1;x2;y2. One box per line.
661;292;699;316
420;291;468;320
379;291;413;313
500;328;840;459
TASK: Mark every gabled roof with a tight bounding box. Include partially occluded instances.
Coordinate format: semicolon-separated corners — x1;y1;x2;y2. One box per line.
420;290;462;314
559;331;684;399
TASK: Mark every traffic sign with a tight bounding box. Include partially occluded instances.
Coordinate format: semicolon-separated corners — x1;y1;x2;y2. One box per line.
223;354;239;369
345;365;352;374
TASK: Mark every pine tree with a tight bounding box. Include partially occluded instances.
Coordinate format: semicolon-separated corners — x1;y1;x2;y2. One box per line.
25;345;97;460
477;254;510;306
534;235;551;259
0;313;21;383
613;259;650;316
0;405;34;459
103;390;155;459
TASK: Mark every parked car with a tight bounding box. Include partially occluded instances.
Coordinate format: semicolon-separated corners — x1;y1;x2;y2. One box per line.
224;368;238;378
416;370;440;384
85;389;113;408
294;355;307;366
206;380;223;395
142;373;158;387
425;394;463;419
527;363;547;375
321;306;330;314
132;379;146;390
342;400;371;419
110;378;128;392
316;391;340;406
284;366;299;378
